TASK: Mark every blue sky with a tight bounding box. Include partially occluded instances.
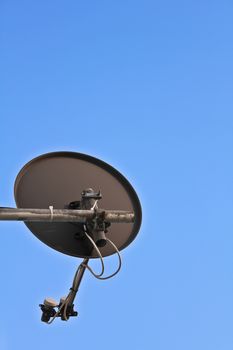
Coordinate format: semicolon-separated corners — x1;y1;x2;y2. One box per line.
0;0;233;349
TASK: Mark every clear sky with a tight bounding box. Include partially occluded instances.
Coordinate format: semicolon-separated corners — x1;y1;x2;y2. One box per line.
0;1;233;349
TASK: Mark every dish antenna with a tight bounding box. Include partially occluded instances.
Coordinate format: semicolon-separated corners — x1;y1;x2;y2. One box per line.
0;152;142;323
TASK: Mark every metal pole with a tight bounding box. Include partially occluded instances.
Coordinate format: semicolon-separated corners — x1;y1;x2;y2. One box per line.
0;208;134;223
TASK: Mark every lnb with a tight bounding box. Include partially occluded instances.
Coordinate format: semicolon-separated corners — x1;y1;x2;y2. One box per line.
39;297;78;323
39;298;58;323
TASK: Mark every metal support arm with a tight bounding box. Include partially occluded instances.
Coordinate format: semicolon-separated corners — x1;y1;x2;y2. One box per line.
67;258;89;307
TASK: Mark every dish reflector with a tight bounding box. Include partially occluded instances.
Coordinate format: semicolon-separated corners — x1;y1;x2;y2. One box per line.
14;152;142;258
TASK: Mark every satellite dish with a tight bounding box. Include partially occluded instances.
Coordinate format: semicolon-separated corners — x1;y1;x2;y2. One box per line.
14;151;142;258
0;151;142;324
